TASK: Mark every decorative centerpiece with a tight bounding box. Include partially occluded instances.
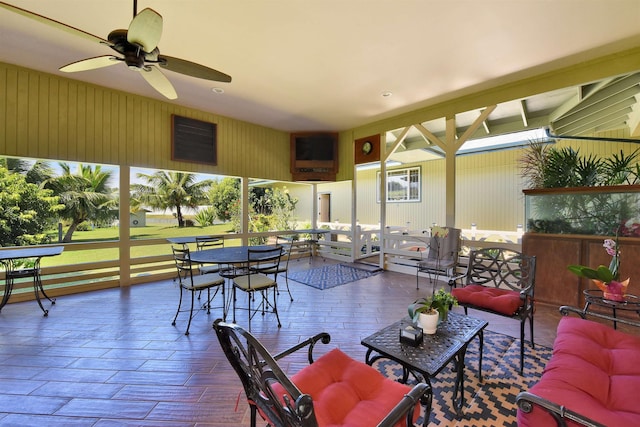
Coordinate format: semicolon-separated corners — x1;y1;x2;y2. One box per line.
408;289;458;333
568;237;629;301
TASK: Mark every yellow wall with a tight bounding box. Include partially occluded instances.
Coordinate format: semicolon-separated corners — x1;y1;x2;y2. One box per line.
354;133;640;231
0;62;354;182
317;180;353;224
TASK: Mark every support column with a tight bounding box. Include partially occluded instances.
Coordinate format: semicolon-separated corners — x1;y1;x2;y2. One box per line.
119;166;131;286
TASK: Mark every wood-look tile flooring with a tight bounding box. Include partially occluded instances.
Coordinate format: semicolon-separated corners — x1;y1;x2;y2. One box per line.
0;257;565;426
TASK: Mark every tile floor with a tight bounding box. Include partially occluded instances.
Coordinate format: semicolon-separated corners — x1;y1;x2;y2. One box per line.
0;257;566;426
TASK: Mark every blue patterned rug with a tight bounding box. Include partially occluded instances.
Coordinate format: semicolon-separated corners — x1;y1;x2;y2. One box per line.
289;264;379;290
374;330;552;426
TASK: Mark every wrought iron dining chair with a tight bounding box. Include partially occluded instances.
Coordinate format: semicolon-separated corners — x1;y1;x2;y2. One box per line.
250;236;294;301
195;236;224;275
171;245;226;335
416;226;461;290
213;319;432;427
232;246;284;331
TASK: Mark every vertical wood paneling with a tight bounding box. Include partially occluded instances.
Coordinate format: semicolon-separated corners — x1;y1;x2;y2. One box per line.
0;66;10;154
37;74;49;158
16;70;29;155
27;72;39;156
76;84;86;160
48;77;59;160
3;67;17;154
57;79;69;159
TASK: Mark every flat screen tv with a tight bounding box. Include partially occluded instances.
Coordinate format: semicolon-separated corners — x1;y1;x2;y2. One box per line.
290;132;338;181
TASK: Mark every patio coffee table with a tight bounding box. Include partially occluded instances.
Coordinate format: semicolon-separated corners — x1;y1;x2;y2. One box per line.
361;312;488;416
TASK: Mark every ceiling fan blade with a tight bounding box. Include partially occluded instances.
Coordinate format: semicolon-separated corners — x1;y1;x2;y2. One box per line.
127;8;162;53
0;1;106;44
60;55;120;73
159;55;232;83
141;65;177;100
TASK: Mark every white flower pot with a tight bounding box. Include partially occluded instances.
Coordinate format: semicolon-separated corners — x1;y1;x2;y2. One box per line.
419;310;439;334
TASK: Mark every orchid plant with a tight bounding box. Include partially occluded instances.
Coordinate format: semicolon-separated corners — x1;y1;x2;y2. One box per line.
568;238;620;284
568;236;628;300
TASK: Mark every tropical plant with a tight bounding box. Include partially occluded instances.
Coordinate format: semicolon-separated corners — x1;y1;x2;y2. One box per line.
601;149;640;185
45;163;117;243
1;157;54;185
208;177;241;222
408;289;458;323
0;166;63;247
131;171;212;227
194;207;217;226
520;143;639;189
518;140;550;189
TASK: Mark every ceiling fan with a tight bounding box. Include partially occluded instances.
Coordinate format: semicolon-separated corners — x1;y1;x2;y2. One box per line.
0;0;232;99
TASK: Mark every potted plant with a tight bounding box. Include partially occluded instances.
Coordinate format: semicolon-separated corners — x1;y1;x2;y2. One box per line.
408;296;439;334
431;288;458;322
408;290;457;334
568;237;629;301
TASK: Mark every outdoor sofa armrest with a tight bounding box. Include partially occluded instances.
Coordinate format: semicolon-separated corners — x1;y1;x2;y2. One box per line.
559;305;640;329
377;382;432;427
516;391;606;427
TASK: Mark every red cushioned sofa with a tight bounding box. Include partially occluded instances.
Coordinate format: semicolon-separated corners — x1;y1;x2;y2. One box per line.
516;306;640;427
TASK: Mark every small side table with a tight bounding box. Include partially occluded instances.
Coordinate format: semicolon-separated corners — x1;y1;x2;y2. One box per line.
582;289;640;329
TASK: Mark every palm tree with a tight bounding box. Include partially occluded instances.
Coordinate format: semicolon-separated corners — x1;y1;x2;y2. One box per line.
0;157;54;185
131;171;212;227
46;163;117;242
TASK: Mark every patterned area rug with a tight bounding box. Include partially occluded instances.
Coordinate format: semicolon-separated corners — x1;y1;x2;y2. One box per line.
374;331;552;426
289;264;379;290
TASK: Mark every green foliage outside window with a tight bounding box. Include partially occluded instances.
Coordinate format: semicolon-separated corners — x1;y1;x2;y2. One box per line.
0;166;63;247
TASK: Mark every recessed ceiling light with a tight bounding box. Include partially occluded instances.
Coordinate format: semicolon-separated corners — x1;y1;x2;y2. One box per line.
211;87;225;94
381;91;393;97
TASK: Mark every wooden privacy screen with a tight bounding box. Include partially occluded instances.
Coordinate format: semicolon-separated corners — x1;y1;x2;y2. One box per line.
172;115;217;165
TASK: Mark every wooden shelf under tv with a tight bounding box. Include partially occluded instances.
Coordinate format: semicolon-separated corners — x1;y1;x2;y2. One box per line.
291;167;337;182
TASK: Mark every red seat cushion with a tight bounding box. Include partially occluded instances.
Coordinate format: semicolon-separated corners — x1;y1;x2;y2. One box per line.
273;348;420;427
518;317;640;426
451;284;522;315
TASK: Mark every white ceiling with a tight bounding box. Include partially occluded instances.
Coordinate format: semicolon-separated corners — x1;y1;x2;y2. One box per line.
1;0;640;134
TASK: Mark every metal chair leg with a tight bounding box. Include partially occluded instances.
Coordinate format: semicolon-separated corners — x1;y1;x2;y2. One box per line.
172;287;183;327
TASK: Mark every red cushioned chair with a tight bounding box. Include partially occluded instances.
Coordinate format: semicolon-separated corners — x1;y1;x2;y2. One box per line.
213;319;432;427
451;247;536;374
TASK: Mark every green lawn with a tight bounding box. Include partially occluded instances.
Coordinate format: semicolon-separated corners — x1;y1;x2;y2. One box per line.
41;223;236;266
60;223;234;241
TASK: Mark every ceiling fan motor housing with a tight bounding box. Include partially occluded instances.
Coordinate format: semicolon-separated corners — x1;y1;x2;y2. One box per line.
108;29;146;70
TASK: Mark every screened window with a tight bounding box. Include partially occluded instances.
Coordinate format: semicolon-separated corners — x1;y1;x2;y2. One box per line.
377;167;421;202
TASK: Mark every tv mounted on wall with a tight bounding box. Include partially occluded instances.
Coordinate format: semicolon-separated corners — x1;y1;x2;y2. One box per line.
290;132;339;181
